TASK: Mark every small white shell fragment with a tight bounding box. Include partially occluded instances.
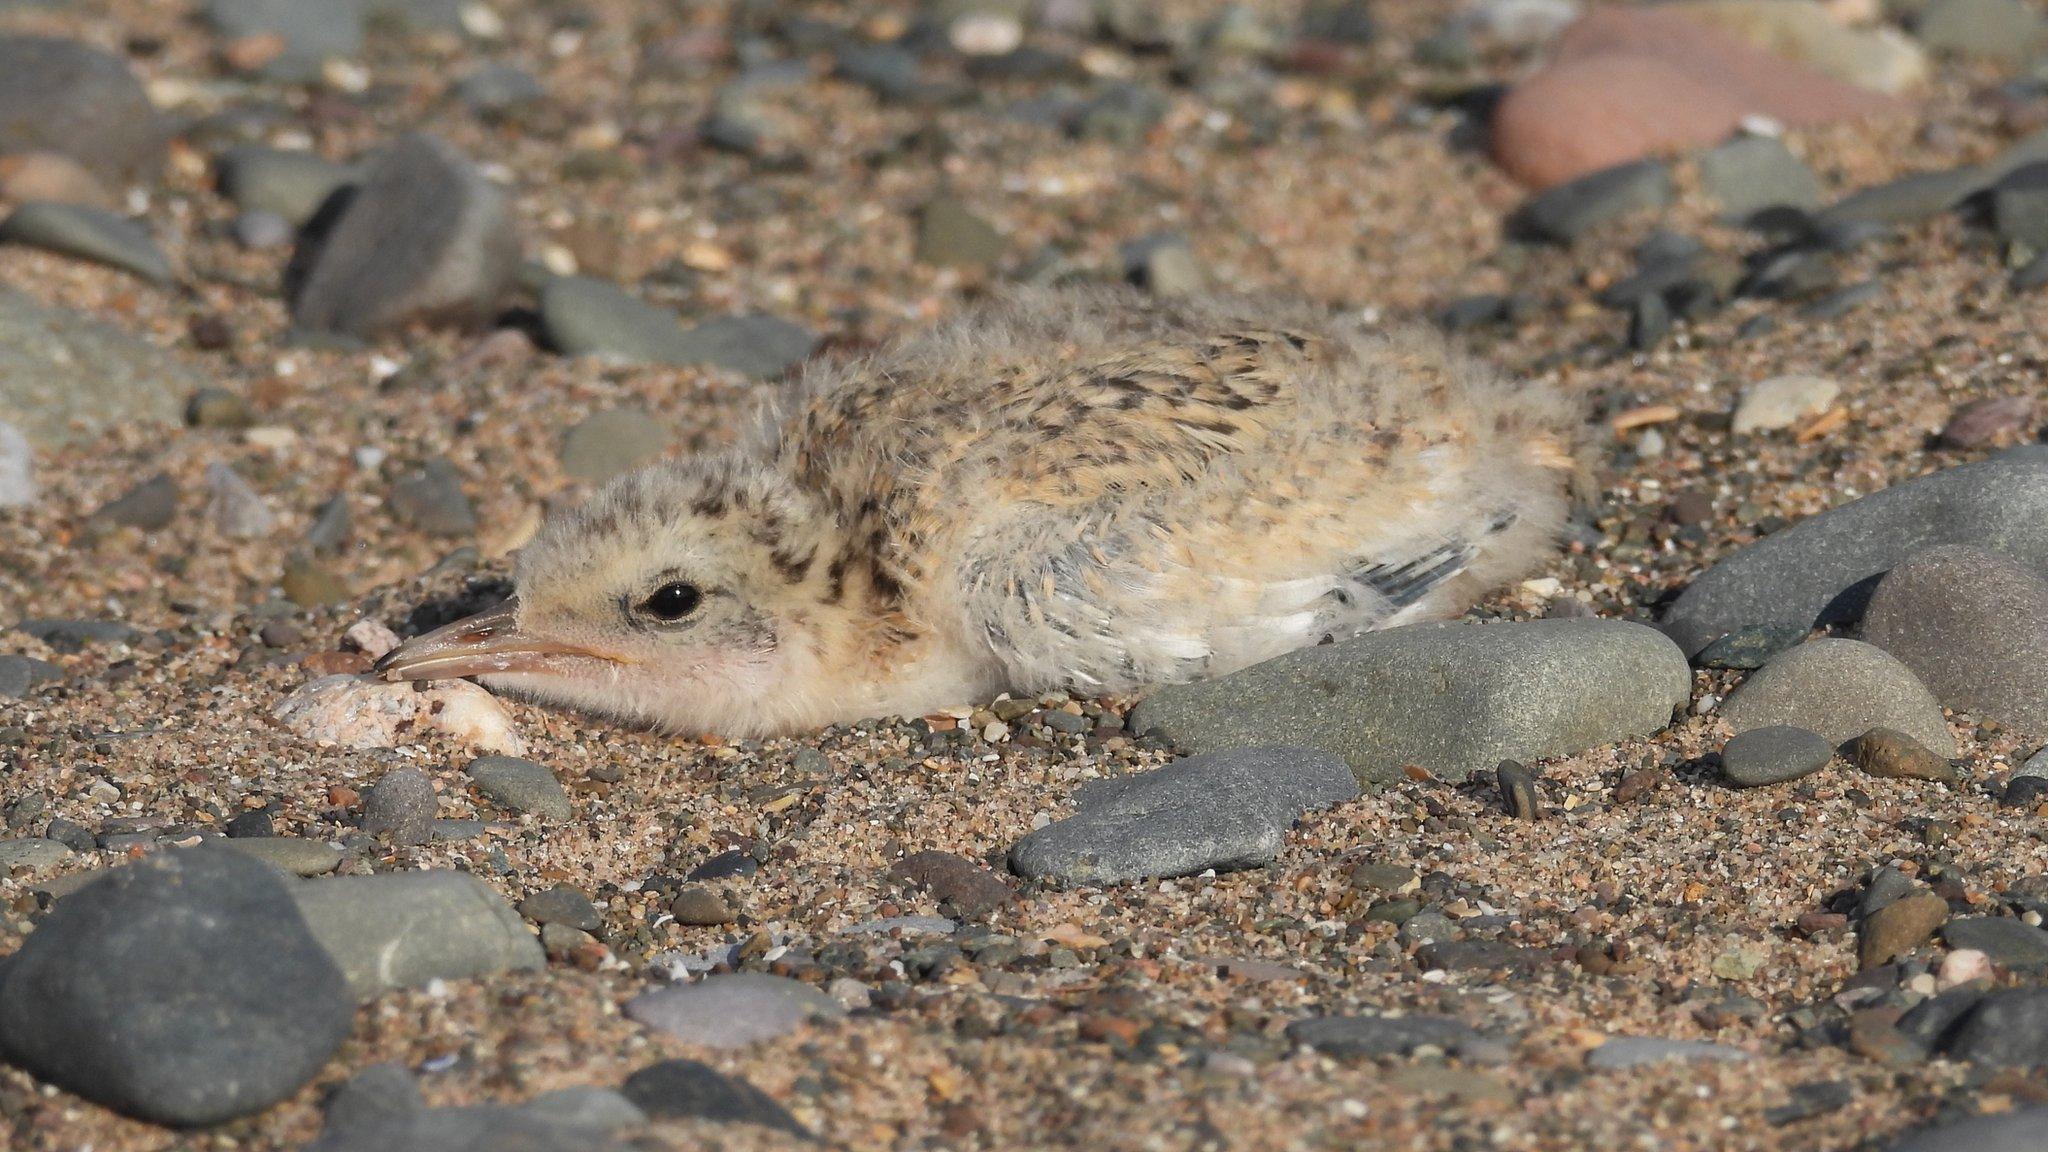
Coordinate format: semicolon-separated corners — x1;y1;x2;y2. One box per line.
274;675;524;755
342;619;402;660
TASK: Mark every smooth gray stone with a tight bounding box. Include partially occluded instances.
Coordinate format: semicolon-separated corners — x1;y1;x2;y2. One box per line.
1585;1036;1751;1069
0;286;202;447
1944;917;2048;970
1861;544;2048;736
559;407;669;483
0;203;172;283
1662;455;2048;657
289;133;518;337
1886;1106;2048;1152
0;850;350;1126
1720;725;1835;787
539;276;691;362
216;145;359;226
1131;619;1690;787
1285;1014;1487;1058
617;1059;809;1137
1817;166;1989;227
1721;639;1955;754
213;835;343;876
289;870;544;999
624;973;846;1049
0;36;166;183
0;653;60;699
521;1087;646;1132
1697;135;1822;220
0;837;69;870
201;0;366;81
1916;0;2048;62
1007;747;1358;885
1943;988;2048;1067
360;766;437;845
668;313;819;379
1513;160;1673;244
465;755;571;820
0;420;30;508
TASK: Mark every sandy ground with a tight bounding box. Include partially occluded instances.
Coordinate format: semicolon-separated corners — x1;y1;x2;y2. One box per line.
2;1;2046;1150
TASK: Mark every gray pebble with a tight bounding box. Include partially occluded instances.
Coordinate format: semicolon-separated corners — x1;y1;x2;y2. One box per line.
0;36;166;184
361;767;437;846
388;457;476;537
465;755;572;820
1861;544;2048;735
289;869;545;1000
1720;725;1835;788
624;973;846;1049
1585;1036;1750;1069
1722;639;1954;754
0;202;174;283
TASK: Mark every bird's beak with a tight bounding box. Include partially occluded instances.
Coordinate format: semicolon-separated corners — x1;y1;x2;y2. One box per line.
373;599;617;682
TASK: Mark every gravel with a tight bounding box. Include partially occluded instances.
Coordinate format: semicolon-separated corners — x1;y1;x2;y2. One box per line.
0;849;352;1126
1131;619;1690;786
1285;1014;1491;1059
1007;746;1358;885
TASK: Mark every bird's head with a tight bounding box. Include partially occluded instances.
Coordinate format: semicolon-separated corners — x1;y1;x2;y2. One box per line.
374;454;856;736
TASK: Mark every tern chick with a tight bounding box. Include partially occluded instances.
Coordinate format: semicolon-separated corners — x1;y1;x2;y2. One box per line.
378;288;1584;737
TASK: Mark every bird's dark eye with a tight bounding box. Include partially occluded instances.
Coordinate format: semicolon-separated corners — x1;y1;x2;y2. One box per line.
639;581;702;622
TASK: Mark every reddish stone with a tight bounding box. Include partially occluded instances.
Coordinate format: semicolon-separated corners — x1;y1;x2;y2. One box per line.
1493;7;1902;188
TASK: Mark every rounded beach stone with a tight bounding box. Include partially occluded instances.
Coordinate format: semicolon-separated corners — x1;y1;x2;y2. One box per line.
1860;544;2048;736
0;849;351;1126
0;36;166;184
1720;725;1834;787
1722;639;1954;754
624;973;846;1049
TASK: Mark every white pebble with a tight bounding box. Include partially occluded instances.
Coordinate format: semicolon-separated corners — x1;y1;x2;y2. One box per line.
1692;693;1719;715
949;12;1024;55
1938;948;1992;990
203;463;276;539
274;675;525;755
343;618;401;660
1731;374;1840;435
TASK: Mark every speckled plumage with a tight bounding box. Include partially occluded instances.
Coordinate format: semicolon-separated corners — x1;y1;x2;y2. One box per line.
382;288;1585;736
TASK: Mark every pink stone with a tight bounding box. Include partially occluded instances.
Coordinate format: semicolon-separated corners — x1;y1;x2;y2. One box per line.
1493;7;1903;188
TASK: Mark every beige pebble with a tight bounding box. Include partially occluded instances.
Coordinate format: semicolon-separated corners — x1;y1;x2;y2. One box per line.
273;675;525;755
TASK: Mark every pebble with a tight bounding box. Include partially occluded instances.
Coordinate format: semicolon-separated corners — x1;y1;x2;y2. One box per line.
1731;374;1839;435
1720;725;1835;787
668;886;735;925
666;313;819;379
618;1059;811;1137
1007;746;1359;885
465;754;572;820
1859;890;1950;970
289;870;545;999
0;202;173;284
232;209;293;250
1496;760;1541;817
214;835;344;876
16;617;142;652
216;145;359;226
201;0;365;82
281;555;351;607
1490;7;1900;188
91;472;179;531
387;457;477;536
1723;639;1954;754
289;133;519;337
1585;1036;1751;1069
274;675;527;756
1860;544;2048;735
1885;1107;2048;1152
1915;0;2048;62
539;277;816;377
361;767;438;846
0;151;113;207
519;884;602;931
1677;1;1928;93
0;420;34;508
916;196;1005;268
1510;160;1673;244
1462;0;1580;47
1131;619;1690;787
455;63;545;120
625;973;847;1049
0;836;69;870
560;407;670;483
0;653;60;699
1661;453;2048;657
203;462;276;539
1941;987;2048;1066
1943;918;2048;971
1286;1014;1491;1058
1693;623;1808;670
889;849;1014;916
1696;135;1823;221
1818;165;1987;227
1939;397;2035;449
1849;728;1958;783
0;36;166;184
0;850;351;1125
521;1086;646;1133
